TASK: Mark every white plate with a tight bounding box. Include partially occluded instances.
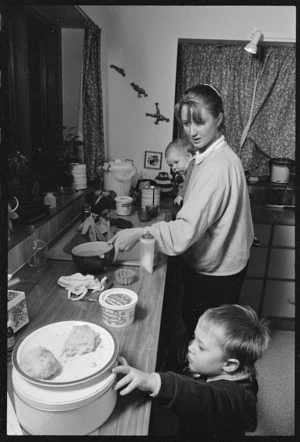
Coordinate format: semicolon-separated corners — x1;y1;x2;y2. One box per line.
12;321;118;387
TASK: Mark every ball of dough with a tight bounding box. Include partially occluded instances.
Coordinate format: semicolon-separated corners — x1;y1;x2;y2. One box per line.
62;325;100;357
20;346;61;379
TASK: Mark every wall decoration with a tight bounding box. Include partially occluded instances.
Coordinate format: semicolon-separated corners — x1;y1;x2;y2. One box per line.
110;65;126;77
130;82;148;98
144;151;162;170
146;103;170;125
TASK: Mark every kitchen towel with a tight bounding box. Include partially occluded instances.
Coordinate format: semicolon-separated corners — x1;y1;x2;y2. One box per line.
57;273;108;301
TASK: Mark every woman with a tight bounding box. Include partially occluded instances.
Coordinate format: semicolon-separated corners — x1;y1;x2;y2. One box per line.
108;84;254;338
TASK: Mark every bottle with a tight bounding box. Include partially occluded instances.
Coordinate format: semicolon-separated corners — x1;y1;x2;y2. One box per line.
82;203;92;221
44;192;56;208
7;321;15;359
28;225;48;268
140;232;155;273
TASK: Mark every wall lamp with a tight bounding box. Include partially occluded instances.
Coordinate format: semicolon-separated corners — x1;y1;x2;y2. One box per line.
245;29;263;54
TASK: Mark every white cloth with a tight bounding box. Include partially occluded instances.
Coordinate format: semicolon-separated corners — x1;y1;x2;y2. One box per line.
57;273;108;301
146;136;254;276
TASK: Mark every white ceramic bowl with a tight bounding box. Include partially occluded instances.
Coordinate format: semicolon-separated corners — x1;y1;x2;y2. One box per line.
99;288;138;328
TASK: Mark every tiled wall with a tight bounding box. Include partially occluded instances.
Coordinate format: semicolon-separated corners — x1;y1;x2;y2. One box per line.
8;193;85;274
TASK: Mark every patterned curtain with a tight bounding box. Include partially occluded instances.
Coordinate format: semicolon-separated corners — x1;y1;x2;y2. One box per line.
175;43;295;175
82;20;105;182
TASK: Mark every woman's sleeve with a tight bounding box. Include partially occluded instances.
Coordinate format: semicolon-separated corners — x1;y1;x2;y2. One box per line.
148;163;229;255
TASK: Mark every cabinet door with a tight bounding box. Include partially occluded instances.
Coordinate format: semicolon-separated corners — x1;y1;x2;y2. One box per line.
272;225;295;248
261;281;295;318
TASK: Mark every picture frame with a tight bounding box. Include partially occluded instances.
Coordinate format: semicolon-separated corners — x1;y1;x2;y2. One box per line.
144;151;162;170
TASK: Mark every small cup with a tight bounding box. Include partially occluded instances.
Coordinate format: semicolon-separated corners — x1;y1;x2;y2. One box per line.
115;269;136;285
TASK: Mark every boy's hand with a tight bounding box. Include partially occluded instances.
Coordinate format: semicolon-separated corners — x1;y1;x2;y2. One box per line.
174;195;183;206
112;356;158;395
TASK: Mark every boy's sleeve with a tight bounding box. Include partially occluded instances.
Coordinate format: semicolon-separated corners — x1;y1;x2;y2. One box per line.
155;371;257;434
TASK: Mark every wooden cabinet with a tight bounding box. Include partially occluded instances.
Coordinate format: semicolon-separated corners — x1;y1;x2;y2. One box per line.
239;223;295;330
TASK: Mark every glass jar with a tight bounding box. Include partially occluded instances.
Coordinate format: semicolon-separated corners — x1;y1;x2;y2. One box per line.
28;225;48;268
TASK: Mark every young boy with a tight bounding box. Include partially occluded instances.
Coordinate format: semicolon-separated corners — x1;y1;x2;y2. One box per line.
112;304;270;438
165;138;195;205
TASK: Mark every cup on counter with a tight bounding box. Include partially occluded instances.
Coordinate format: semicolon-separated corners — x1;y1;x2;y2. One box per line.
138;207;150;222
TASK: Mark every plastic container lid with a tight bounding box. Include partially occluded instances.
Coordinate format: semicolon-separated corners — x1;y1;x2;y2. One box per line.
99;288;138;310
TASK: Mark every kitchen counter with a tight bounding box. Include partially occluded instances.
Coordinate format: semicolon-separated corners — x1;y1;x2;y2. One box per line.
7;208;172;436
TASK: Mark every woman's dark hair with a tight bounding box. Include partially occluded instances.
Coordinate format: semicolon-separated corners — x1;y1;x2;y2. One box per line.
174;84;225;132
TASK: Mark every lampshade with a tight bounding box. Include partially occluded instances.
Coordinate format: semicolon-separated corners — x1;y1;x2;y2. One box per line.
245;30;262;54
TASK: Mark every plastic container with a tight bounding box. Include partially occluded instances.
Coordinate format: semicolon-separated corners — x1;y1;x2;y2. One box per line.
99;288;138;328
102;160;136;196
140;232;155;274
12;368;117;435
114;196;133;216
11;320;119;435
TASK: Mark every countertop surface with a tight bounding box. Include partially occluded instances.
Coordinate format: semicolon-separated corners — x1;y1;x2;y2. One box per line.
7;209;172;436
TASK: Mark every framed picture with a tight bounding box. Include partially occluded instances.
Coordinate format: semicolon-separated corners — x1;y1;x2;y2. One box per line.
144;151;162;170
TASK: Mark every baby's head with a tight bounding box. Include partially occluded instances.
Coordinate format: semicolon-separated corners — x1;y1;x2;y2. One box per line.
188;305;270;378
165;138;195;174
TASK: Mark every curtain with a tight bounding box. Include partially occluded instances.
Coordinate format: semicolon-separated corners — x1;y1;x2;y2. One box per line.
82;19;105;182
175;43;295;176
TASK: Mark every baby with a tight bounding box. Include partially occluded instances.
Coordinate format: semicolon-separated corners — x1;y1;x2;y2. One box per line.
165;138;195;205
112;304;270;437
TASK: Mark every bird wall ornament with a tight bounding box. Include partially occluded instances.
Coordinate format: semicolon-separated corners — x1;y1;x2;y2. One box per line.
130;82;148;98
110;65;126;77
146;103;170;125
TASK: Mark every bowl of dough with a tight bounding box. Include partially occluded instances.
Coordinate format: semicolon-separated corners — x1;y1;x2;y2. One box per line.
11;321;119;435
71;242;114;274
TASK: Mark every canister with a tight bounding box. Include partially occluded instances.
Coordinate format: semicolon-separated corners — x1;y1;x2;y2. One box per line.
141;186;160;210
114;196;133;216
269;158;294;184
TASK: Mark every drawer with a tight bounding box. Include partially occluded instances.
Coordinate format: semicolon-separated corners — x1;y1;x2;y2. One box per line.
239;279;263;314
272;225;295;248
261;280;295;318
268;248;295;279
247;247;269;278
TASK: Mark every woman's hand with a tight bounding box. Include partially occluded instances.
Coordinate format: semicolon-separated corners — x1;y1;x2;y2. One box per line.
112;356;158;395
107;228;144;261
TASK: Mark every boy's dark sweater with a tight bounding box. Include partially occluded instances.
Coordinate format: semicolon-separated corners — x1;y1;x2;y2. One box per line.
155;335;258;437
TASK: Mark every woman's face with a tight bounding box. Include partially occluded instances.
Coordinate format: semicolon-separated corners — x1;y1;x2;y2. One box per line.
181;105;222;152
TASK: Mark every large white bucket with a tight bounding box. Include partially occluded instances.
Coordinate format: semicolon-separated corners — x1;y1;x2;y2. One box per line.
102;161;136;196
70;164;87;190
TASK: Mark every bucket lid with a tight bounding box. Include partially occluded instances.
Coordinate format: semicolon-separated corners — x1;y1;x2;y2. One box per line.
12;321;118;387
104;160;134;171
13;367;116;411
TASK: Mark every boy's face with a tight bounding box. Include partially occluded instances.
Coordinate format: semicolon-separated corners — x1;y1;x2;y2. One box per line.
187;324;227;377
166;149;193;174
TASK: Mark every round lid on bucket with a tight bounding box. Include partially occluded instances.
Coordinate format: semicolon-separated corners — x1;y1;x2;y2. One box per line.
12;321;119;387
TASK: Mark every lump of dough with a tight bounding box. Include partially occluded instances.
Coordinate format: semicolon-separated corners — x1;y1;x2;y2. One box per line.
62;324;100;357
20;346;61;379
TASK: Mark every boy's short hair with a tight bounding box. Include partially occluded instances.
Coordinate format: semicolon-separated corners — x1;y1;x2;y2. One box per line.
198;304;270;375
165;138;195;157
